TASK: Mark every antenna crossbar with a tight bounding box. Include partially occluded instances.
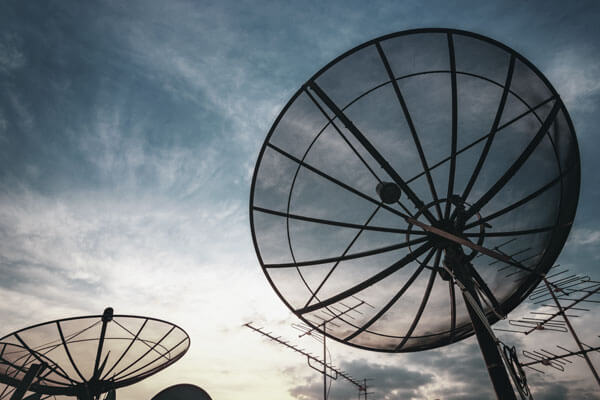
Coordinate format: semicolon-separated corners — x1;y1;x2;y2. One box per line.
521;344;600;370
244;323;364;389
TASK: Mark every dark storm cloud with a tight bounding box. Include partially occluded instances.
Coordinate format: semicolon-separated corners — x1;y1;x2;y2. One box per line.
288;358;434;400
405;342;494;399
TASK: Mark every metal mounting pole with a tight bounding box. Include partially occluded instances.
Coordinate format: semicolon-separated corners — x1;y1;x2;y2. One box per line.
323;322;327;400
445;246;517;400
10;362;47;400
543;277;600;387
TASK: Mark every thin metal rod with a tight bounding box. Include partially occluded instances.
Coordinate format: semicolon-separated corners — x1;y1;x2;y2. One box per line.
244;323;363;389
543;277;600;387
448;265;457;342
305;205;381;308
12;334;76;386
464;226;556;237
323;322;327;400
395;250;441;350
92;310;111;381
56;322;87;382
464;174;563;230
406;96;555;185
307;80;436;223
461;55;516;202
297;242;434;314
115;335;188;382
521;285;600;332
303;88;383;185
406;217;538;275
375;41;443;219
344;248;435;341
465;100;561;220
445;33;458;219
520;345;600;367
111;326;176;380
10;363;47;400
253;206;422;234
469;264;501;310
100;319;148;380
267;143;412;222
268;142;538;276
265;236;428;268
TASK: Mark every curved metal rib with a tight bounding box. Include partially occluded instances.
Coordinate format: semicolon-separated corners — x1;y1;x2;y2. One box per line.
296;241;434;315
344;248;436;342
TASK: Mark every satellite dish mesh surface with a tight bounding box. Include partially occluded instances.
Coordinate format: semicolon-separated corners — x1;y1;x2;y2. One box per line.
250;28;580;352
151;383;212;400
0;310;190;398
0;342;64;399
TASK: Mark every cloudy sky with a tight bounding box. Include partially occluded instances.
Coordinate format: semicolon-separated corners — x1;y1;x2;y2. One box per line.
0;1;599;399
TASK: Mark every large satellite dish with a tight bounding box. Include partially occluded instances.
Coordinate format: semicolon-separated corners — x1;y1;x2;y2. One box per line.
0;308;190;400
250;28;579;398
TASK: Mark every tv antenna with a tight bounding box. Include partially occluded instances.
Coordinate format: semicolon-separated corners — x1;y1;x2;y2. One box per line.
496;266;600;386
245;298;371;399
250;28;580;400
244;322;369;399
0;308;190;400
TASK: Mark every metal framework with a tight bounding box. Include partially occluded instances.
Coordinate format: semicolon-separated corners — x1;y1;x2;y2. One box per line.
497;267;600;388
249;28;580;400
0;343;58;400
0;308;190;400
244;323;367;399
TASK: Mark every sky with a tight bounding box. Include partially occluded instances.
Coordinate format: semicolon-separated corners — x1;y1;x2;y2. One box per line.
0;1;599;399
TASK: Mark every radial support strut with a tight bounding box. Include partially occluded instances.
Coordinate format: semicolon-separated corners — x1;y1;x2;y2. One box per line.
444;246;517;400
10;362;47;400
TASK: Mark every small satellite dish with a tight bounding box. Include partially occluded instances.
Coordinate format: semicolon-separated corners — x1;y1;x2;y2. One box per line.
150;384;212;400
0;308;190;400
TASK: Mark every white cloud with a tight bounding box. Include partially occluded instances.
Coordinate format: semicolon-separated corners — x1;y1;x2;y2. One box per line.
547;47;600;113
567;228;600;247
0;181;305;398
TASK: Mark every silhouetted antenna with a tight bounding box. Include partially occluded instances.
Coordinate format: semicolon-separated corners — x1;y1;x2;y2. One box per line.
244;323;367;399
520;341;600;374
290;298;373;399
496;268;600;388
295;297;374;339
497;267;599;334
357;378;374;400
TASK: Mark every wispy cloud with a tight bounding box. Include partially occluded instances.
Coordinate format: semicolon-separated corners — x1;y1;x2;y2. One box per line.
0;32;25;73
567;228;600;247
547;47;600;113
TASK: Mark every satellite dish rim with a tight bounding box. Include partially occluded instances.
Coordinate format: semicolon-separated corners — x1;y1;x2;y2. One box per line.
249;27;580;353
